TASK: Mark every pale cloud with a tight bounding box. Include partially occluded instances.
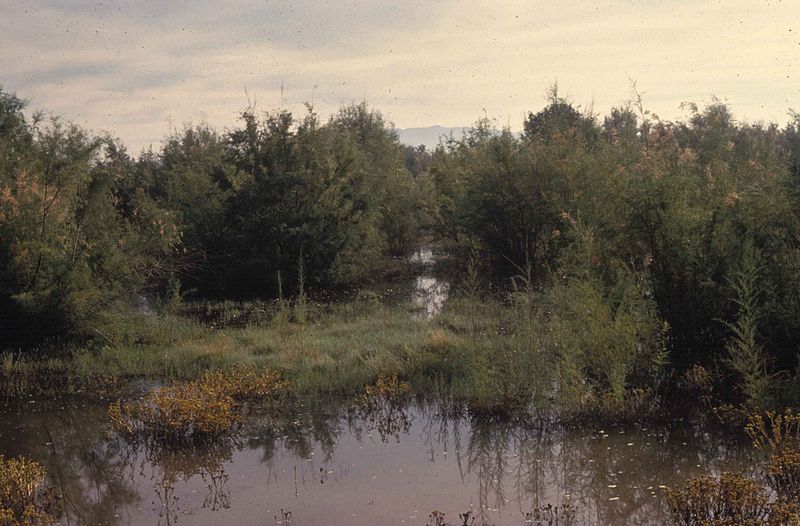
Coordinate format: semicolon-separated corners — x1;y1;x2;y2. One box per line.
2;0;798;152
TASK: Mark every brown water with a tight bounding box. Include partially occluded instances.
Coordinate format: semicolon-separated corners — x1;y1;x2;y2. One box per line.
1;399;755;526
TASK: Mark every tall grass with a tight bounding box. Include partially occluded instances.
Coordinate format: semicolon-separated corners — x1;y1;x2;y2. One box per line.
4;275;666;423
722;250;771;409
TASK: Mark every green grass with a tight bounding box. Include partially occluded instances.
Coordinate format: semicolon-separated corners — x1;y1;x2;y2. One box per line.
2;297;510;405
1;292;668;422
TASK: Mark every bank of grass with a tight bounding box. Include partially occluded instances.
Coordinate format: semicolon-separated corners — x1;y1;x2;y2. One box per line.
2;291;667;423
2;298;499;403
2;299;459;398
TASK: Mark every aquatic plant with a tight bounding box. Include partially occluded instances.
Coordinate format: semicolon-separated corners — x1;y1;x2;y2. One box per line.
108;366;287;445
0;455;57;526
665;471;799;526
765;450;800;504
275;508;293;524
457;511;476;526
670;407;800;525
361;374;411;403
524;501;577;525
108;382;239;444
426;510;447;526
423;509;478;526
712;403;751;431
746;408;800;453
745;409;800;503
679;364;714;408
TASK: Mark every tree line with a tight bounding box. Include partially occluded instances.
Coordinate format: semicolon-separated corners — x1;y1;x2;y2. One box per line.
0;90;428;344
2;85;800;407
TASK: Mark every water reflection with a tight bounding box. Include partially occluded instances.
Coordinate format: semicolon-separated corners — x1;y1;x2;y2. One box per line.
409;246;450;318
113;441;234;525
0;400;750;526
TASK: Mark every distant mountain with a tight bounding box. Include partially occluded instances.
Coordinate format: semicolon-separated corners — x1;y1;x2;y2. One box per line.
396;126;468;149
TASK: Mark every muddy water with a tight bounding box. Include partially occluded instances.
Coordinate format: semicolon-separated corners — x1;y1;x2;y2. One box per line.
1;400;753;526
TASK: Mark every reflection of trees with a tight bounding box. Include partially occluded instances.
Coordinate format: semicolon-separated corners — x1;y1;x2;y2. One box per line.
556;425;748;526
0;398;753;526
455;418;558;525
113;441;235;526
413;407;748;526
0;403;139;526
353;396;412;443
246;403;345;464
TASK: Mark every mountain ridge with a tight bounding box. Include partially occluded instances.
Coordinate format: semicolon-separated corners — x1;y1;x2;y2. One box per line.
396;125;467;149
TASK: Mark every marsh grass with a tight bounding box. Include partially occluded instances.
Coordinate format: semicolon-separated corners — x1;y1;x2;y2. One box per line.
108;365;287;446
0;456;57;526
667;408;800;526
746;409;800;453
744;409;800;508
5;288;667;423
765;450;800;504
665;472;800;526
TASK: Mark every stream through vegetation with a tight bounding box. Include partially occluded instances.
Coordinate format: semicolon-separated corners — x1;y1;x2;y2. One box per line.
408;247;450;319
0;246;764;526
0;245;776;526
5;76;800;526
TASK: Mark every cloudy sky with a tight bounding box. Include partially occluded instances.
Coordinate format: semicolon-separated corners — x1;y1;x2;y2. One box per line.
2;0;798;152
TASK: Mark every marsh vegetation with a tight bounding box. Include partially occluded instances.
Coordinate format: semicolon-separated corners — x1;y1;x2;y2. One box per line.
3;84;800;523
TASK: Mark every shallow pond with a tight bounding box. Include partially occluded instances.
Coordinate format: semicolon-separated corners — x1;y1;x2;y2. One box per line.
1;399;755;526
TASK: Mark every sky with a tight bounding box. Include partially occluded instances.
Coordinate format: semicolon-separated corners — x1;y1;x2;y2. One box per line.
2;0;799;152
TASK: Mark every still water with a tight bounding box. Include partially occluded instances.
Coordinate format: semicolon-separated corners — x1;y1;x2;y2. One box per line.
408;246;450;319
1;399;753;526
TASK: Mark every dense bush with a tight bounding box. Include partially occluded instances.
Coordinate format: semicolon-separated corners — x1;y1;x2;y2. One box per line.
4;83;800;412
0;89;178;346
430;91;800;408
665;471;799;526
0;455;57;526
0;89;426;347
108;365;286;445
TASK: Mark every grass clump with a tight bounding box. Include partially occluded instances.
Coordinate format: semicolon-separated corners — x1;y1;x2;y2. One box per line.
745;409;800;508
766;451;800;504
0;456;57;526
668;408;800;526
108;383;238;444
746;409;800;453
361;374;410;403
108;365;287;446
665;472;799;526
